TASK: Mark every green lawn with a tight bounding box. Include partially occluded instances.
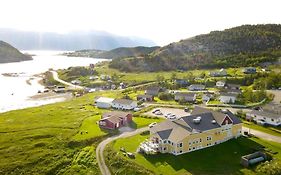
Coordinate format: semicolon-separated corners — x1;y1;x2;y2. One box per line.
107;134;281;175
0;90;161;174
130;117;163;129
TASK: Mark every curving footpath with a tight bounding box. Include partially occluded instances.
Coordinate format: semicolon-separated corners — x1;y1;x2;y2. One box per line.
50;71;84;90
96;127;148;175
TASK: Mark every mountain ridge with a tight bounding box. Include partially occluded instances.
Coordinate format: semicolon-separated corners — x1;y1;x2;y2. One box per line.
64;46;160;59
109;24;281;72
0;40;32;63
0;29;156;51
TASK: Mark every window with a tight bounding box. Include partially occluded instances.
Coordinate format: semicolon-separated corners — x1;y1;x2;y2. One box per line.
199;138;202;143
168;140;171;144
179;150;183;153
178;142;183;147
163;140;167;144
207;136;212;141
271;119;274;122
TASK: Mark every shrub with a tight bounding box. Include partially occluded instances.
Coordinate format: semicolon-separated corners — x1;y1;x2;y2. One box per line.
158;92;174;101
256;160;281;175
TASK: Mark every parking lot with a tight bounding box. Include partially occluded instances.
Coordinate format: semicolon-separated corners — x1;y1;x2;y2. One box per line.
145;107;191;119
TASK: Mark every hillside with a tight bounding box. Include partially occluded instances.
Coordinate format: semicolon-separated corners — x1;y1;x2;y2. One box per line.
0;40;32;63
0;29;156;51
64;46;160;59
109;24;281;72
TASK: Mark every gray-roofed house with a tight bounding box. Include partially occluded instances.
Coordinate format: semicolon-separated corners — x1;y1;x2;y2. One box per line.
145;87;161;96
226;84;241;90
112;99;138;110
210;69;227;77
137;94;154;102
219;93;238;103
175;79;190;87
174;92;196;102
202;92;214;102
246;110;281;126
147;106;242;155
188;84;205;91
243;67;256;74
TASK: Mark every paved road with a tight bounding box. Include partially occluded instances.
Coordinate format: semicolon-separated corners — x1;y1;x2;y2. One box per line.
242;126;281;143
96;127;148;175
50;71;84;90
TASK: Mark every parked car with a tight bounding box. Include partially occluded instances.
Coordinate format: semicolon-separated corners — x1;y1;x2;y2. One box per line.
168;115;176;120
256;120;266;126
152;108;160;113
155;111;163;115
149;122;157;128
165;113;172;118
134;107;141;112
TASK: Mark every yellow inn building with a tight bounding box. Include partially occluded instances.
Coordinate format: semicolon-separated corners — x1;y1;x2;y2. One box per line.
149;107;242;155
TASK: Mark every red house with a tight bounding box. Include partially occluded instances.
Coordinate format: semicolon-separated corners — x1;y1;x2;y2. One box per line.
99;111;133;130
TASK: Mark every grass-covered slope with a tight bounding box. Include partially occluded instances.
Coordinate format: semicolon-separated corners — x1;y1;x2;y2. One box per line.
109;24;281;72
0;91;161;174
0;40;32;63
64;46;160;59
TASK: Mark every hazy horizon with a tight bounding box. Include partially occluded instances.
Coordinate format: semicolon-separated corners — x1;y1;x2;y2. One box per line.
0;0;281;46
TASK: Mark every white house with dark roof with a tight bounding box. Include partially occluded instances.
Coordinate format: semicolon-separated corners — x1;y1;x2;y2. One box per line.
246;110;281;126
216;81;226;88
112;99;138;110
146;107;242;155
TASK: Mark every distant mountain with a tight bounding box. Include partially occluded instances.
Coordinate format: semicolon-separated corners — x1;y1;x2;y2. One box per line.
0;29;156;51
0;40;32;63
64;46;160;59
109;24;281;72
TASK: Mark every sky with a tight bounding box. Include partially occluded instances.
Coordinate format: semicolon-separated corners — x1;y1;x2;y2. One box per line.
0;0;280;46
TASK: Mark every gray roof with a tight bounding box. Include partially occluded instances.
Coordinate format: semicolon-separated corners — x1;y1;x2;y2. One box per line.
151;106;242;142
137;94;153;98
181;113;221;131
175;92;196;97
219;92;238;97
157;129;173;140
249;110;281;119
227;84;241;89
191;106;241;125
189;84;205;88
112;99;135;105
146;87;160;92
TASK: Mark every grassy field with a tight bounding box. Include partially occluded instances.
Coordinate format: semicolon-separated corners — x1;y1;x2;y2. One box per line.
0;90;161;174
106;133;281;175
